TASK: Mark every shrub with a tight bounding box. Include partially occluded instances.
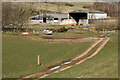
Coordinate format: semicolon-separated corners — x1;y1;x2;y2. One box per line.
71;27;75;29
94;20;118;31
56;26;68;32
83;5;91;9
65;3;74;7
43;26;69;33
67;26;71;29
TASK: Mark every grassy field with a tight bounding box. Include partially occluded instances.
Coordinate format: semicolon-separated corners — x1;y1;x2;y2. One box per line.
46;33;118;78
31;2;93;13
2;30;99;78
8;2;93;15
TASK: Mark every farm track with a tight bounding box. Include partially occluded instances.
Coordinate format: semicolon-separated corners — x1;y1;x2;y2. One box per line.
29;36;94;43
20;37;109;80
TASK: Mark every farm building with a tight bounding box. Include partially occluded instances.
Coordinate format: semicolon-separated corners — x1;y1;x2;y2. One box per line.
30;14;69;24
30;10;108;25
69;10;108;25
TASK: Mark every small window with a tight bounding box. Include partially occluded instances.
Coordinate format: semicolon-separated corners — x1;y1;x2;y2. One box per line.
61;18;68;20
54;18;58;20
31;18;36;20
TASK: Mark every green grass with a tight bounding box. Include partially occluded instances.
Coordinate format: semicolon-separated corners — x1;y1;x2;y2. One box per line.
2;31;96;78
46;33;118;78
68;39;104;66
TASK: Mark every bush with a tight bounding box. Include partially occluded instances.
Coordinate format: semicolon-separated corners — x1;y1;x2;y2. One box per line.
43;26;75;33
56;26;68;32
65;3;74;7
71;27;75;29
83;5;91;9
94;20;118;31
43;26;68;33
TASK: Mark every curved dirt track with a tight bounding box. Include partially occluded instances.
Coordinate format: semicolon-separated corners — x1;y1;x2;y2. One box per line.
21;37;109;79
71;38;103;61
37;37;109;79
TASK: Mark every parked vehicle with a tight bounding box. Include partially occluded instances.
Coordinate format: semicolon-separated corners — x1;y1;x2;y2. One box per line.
43;30;53;35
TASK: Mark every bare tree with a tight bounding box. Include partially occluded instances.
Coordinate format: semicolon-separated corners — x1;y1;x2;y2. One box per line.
93;2;118;18
2;2;33;32
57;3;63;13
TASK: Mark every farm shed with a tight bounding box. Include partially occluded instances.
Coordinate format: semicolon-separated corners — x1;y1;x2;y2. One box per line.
30;14;69;25
30;10;108;25
69;10;108;25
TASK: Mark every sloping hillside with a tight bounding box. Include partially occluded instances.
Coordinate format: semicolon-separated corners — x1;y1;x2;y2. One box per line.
30;2;93;14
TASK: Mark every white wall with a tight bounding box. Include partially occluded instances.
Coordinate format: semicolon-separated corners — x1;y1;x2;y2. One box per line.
78;19;88;25
39;19;43;23
30;19;43;23
60;19;77;25
88;13;107;19
53;20;59;23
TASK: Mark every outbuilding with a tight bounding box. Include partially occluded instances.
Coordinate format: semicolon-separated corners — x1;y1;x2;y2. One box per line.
30;10;108;25
69;10;108;25
30;14;69;24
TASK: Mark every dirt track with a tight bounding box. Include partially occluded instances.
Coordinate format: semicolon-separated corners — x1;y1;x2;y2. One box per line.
21;37;109;79
38;38;109;79
29;36;95;43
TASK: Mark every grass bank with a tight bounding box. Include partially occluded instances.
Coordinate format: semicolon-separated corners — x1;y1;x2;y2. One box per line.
46;33;118;78
2;31;95;78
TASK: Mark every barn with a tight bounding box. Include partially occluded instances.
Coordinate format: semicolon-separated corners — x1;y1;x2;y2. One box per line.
69;10;108;25
30;10;108;25
30;14;69;24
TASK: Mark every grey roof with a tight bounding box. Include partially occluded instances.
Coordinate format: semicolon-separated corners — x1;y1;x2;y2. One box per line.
33;14;68;19
47;14;68;18
69;10;106;14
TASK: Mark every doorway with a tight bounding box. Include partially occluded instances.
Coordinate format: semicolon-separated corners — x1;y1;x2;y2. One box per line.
69;13;87;25
43;17;46;23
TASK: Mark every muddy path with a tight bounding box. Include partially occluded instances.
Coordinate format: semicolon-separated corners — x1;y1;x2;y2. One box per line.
19;37;108;80
37;38;109;79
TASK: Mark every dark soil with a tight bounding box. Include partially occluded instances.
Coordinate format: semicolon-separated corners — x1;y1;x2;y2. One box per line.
42;36;82;39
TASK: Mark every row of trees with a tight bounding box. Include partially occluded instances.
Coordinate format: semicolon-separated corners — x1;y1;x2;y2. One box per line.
93;2;119;31
93;2;118;17
2;2;35;32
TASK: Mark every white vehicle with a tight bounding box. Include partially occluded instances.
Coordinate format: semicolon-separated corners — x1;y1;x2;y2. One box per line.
43;30;53;35
21;32;29;35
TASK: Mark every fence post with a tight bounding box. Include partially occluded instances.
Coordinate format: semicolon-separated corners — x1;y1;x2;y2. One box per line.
37;54;40;65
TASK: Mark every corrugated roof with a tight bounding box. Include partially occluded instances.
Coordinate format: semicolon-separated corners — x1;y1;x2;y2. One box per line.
33;14;68;18
69;10;106;14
